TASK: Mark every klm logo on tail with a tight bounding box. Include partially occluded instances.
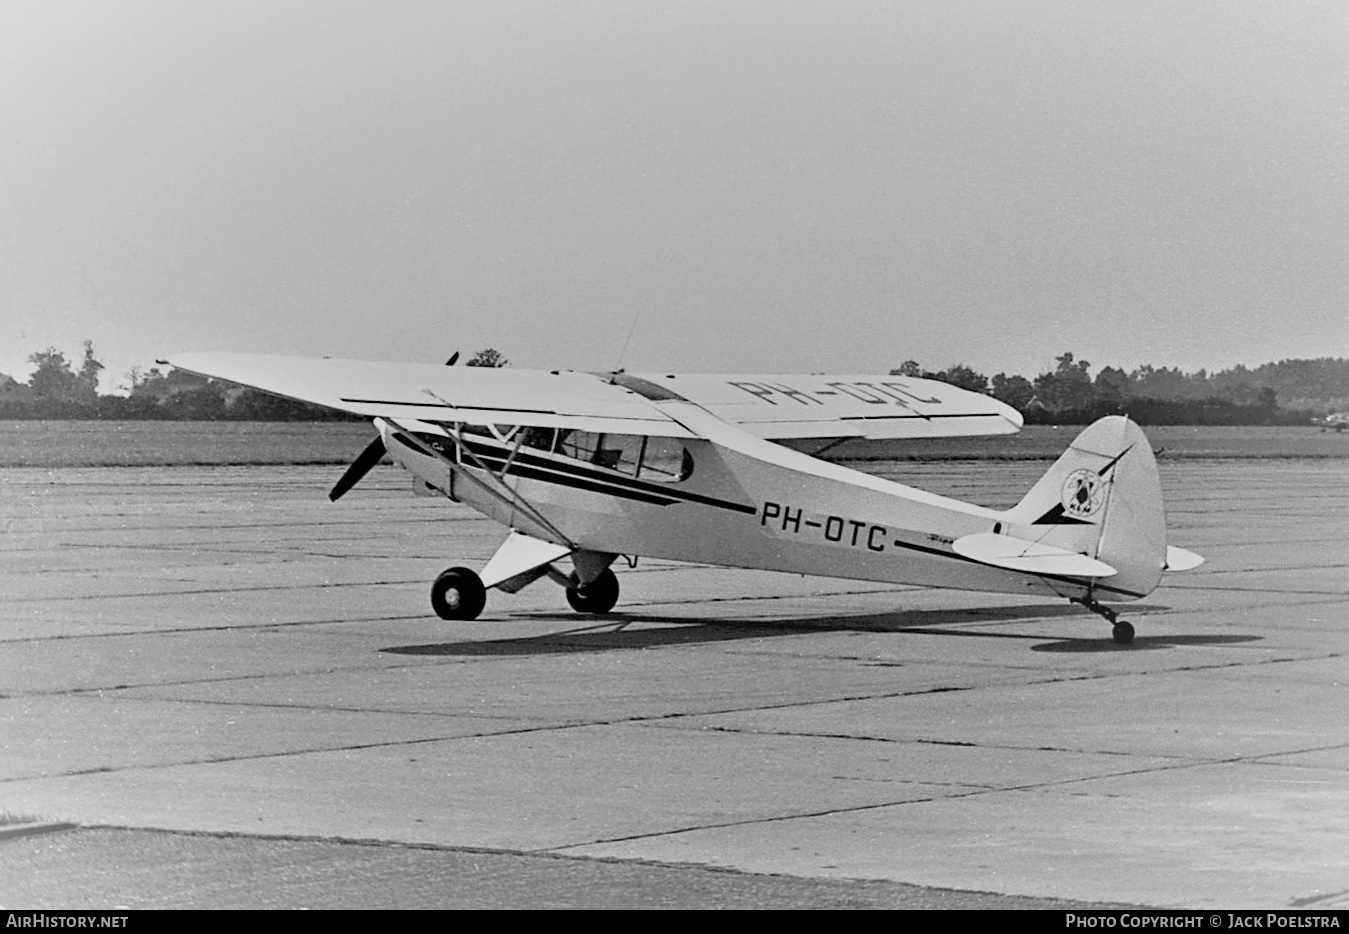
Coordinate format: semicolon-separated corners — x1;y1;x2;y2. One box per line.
1033;446;1132;525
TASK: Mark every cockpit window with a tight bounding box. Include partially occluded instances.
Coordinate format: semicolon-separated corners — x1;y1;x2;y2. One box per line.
554;430;691;483
453;424;692;483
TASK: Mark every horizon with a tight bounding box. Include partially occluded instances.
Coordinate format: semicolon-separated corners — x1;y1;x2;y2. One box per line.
4;340;1344;400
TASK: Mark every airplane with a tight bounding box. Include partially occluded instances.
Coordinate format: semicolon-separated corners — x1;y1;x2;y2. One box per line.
163;352;1204;645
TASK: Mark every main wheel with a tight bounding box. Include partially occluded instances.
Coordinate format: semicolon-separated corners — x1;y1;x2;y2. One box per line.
431;567;486;620
565;568;619;614
1112;620;1135;645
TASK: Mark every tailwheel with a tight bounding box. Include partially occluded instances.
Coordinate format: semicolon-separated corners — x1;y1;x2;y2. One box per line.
1070;594;1136;646
431;566;486;620
565;568;619;614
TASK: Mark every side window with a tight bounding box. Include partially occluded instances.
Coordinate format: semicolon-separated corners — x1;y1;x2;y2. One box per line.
596;434;643;475
552;431;691;482
640;436;693;483
412;431;458;459
520;427;555;451
554;431;646;477
557;429;602;463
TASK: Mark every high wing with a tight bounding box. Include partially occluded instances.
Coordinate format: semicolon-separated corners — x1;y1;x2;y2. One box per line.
165;352;698;438
164;353;1021;442
625;371;1022;440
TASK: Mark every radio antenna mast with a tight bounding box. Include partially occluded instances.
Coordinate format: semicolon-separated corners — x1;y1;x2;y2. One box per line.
615;309;642;371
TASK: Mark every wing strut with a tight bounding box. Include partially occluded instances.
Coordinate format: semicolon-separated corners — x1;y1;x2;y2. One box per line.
415;392;575;548
451;431;574;548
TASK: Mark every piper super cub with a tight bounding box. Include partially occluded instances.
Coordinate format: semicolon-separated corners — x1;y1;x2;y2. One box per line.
165;352;1203;645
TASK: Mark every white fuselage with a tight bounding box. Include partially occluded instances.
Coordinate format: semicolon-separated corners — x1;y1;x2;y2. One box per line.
377;402;1127;605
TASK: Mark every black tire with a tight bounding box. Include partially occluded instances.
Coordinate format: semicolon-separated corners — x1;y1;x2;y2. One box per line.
431;567;486;620
1111;620;1135;645
565;568;619;614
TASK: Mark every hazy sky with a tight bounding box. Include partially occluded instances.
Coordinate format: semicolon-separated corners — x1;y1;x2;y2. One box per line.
2;1;1346;389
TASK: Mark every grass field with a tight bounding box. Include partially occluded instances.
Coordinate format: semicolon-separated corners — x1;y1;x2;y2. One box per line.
0;420;377;468
1;419;1347;468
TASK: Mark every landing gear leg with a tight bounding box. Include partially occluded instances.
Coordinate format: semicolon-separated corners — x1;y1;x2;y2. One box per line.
1070;595;1134;645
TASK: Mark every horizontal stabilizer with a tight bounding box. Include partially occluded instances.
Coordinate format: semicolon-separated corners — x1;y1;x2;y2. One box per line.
953;532;1117;578
480;531;572;592
1164;546;1205;572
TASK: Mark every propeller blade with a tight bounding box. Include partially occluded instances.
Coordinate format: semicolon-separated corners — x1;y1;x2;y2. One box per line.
329;436;387;502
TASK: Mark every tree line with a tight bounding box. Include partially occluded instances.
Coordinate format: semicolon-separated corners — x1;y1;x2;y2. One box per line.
897;352;1347;426
1;342;1344;425
0;345;508;420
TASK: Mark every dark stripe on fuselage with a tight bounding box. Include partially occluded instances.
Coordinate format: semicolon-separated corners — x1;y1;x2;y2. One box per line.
428;435;757;515
476;459;681;506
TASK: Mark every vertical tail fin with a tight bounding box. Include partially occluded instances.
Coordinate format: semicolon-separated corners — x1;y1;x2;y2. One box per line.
1006;416;1167;599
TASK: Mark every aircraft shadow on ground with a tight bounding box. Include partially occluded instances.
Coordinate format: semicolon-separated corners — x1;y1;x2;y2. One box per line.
1030;632;1262;653
384;603;1260;657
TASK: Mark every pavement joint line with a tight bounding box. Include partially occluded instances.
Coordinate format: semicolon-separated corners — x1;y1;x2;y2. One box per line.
0;821;79;841
0;614;434;644
1165;582;1349;596
1246;744;1349;770
2;581;913;610
7;643;1335;713
0;726;576;784
24;821;1151;907
1190;561;1349;573
6;719;1342;789
539;781;1141;853
672;724;1190;760
3;577;440;604
0;708;1128;785
11;514;463;534
680;724;1349;776
24;691;556;723
14;649;503;695
10;657;1341;785
541;747;1347;855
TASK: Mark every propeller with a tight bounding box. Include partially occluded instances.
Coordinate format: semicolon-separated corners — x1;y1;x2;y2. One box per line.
329;435;388;502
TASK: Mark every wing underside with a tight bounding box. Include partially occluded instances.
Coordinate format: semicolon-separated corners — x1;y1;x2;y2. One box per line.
165;353;698;438
164;353;1023;442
